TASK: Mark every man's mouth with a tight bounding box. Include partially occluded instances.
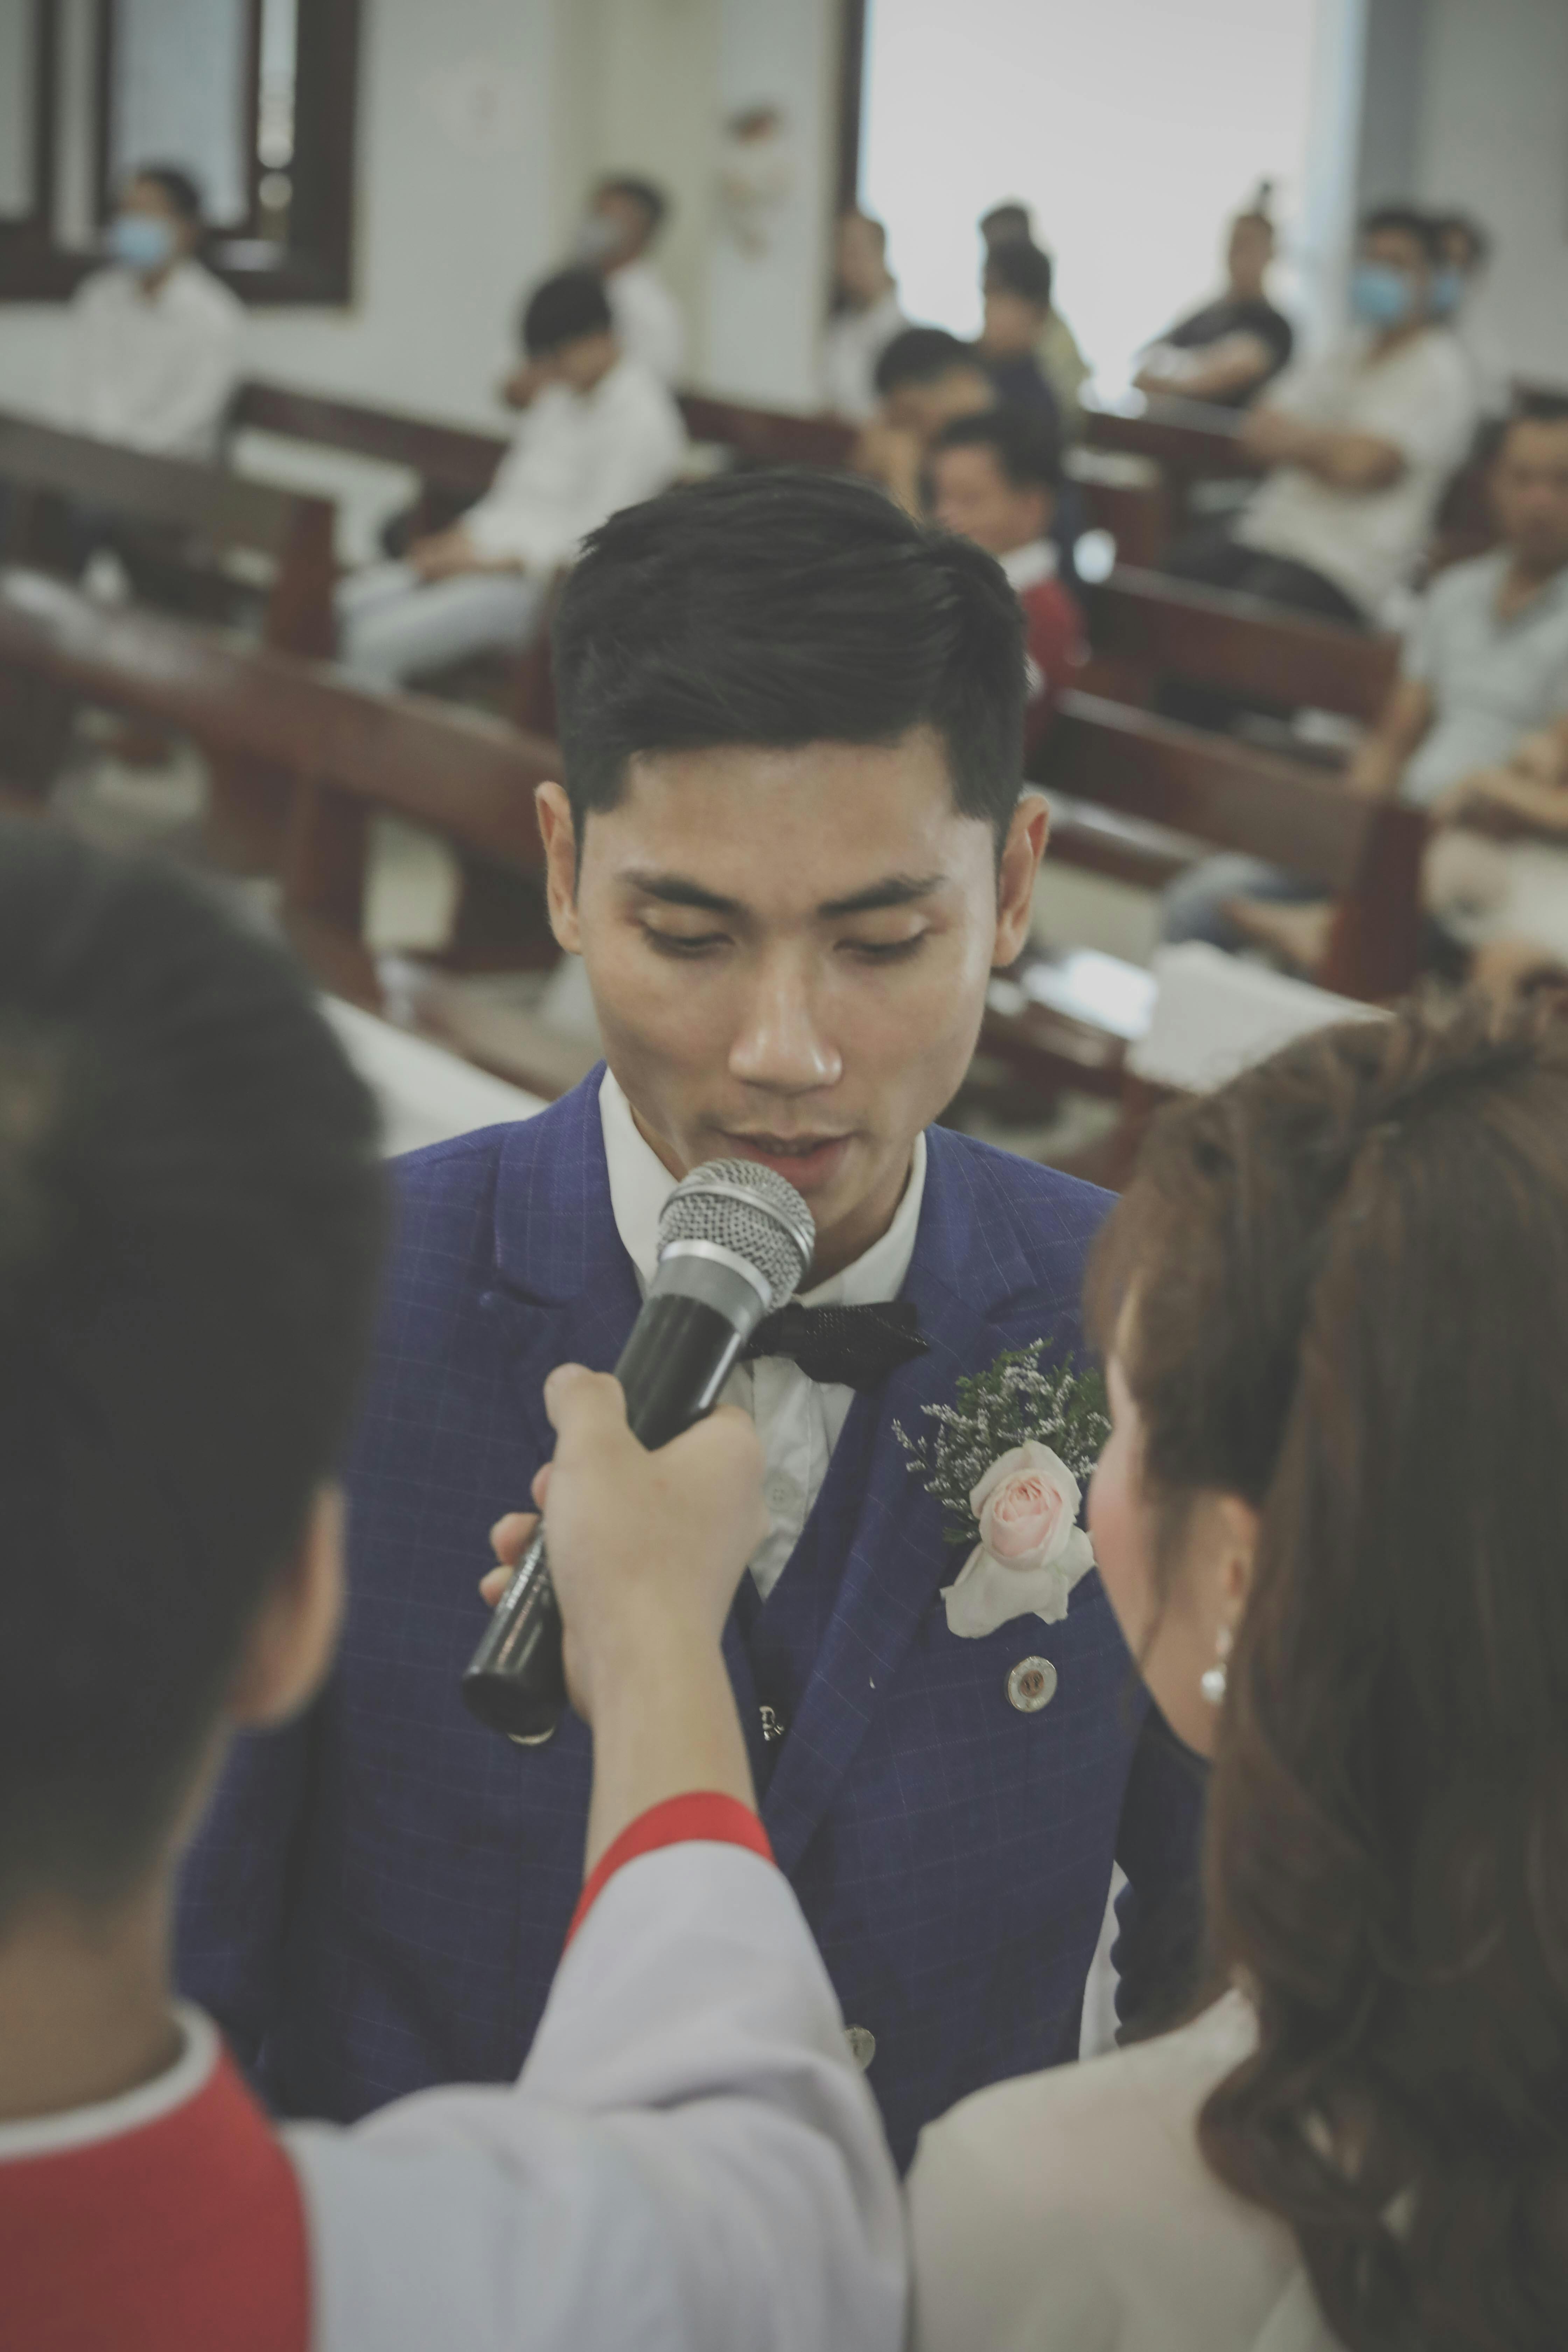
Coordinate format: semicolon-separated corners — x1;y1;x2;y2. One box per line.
720;1131;855;1191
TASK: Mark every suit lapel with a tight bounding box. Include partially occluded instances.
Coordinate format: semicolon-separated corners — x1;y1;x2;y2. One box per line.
760;1133;1042;1875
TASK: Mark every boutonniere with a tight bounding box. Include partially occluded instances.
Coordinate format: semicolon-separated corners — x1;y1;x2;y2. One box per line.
894;1344;1110;1639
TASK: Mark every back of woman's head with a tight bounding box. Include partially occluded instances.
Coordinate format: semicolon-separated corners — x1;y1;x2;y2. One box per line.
1089;1005;1568;2351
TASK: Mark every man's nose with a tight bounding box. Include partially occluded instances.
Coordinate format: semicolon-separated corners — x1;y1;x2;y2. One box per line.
728;961;843;1094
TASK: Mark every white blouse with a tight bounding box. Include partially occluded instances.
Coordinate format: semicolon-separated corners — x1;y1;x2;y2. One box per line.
908;1993;1343;2352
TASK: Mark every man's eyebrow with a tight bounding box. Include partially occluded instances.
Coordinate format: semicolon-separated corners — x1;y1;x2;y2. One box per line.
622;872;746;916
818;874;947;917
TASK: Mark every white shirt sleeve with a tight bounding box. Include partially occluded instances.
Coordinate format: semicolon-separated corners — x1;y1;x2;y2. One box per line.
465;369;684;573
286;1842;907;2352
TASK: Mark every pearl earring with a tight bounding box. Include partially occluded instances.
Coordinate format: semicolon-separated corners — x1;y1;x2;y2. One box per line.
1200;1624;1233;1708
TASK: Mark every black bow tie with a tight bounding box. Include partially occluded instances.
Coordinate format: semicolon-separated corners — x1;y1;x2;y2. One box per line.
742;1300;928;1390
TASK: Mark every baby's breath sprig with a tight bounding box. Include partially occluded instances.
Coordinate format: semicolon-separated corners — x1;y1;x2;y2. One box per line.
893;1343;1109;1551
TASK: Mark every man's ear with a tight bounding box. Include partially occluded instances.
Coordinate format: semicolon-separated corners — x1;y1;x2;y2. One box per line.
535;781;583;953
993;791;1050;968
228;1486;346;1731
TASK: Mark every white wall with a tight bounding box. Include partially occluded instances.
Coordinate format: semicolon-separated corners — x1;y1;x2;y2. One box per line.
1412;0;1568;386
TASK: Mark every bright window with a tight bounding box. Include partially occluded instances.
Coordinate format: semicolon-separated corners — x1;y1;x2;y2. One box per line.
861;0;1342;393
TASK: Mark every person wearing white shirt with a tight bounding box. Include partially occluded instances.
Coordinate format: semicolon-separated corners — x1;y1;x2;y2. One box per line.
821;212;908;424
336;269;685;689
1164;206;1477;631
576;175;687;387
0;828;904;2352
64;164;243;460
908;1004;1568;2351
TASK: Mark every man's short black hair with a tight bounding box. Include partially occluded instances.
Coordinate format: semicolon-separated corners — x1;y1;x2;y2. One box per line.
873;325;982;397
0;830;384;1921
130;163;204;224
552;469;1027;849
1509;393;1568;432
932;406;1063;495
980;202;1032;245
595;174;669;235
1360;203;1444;265
983;241;1054;310
522;267;614;357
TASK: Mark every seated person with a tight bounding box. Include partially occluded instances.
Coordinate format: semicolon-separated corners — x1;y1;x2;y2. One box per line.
574;173;685;386
1163;205;1477;631
64;162;243;460
855;326;997;515
0;827;902;2352
930;408;1084;753
1419;714;1568;988
337;269;684;689
980;202;1091;437
1134;193;1294;409
910;1003;1568;2350
821;211;908;422
1432;208;1508;417
1163;399;1568;955
978;243;1066;435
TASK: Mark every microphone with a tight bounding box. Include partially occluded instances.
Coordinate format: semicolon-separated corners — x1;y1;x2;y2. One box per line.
461;1157;815;1743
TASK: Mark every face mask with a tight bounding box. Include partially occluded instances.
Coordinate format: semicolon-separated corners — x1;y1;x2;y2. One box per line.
108;213;177;272
1429;265;1466;318
1349;260;1418;328
574;216;620;264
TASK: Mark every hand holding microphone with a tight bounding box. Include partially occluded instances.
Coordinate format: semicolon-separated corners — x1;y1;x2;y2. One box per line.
482;1369;767;1730
463;1158;814;1742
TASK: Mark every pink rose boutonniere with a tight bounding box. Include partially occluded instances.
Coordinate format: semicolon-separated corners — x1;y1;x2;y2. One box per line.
894;1343;1109;1642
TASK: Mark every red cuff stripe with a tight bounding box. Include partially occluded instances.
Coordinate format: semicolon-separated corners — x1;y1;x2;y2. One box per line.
566;1792;774;1947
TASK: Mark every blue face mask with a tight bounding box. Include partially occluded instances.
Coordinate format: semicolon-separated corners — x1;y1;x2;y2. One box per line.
1349;260;1419;328
1428;265;1466;318
107;213;177;272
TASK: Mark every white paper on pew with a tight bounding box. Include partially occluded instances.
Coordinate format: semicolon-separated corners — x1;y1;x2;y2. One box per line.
1127;943;1387;1095
322;997;545;1158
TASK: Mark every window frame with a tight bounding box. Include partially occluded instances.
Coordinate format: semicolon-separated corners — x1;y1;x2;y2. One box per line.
0;0;361;307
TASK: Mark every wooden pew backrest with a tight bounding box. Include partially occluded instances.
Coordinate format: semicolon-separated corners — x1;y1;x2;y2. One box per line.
227;380;506;502
1080;564;1400;723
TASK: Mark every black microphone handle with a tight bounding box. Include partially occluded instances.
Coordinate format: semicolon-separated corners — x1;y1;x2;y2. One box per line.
460;1293;747;1742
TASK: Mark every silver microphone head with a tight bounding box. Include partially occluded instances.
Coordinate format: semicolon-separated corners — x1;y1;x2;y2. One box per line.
657;1158;814;1314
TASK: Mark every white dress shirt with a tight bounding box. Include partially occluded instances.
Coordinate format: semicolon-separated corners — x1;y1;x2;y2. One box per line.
820;289;908;422
1236;327;1476;621
463;356;686;575
0;1848;906;2352
599;1069;927;1601
605;259;686;386
909;1991;1339;2351
65;260;244;459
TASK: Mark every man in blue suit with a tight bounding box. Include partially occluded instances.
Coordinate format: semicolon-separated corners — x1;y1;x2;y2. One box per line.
178;469;1201;2169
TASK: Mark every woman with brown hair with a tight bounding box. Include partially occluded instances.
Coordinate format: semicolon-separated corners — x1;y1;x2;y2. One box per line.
909;1006;1568;2351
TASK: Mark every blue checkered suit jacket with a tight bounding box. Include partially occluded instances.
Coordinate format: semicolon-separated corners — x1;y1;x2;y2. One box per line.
177;1072;1203;2168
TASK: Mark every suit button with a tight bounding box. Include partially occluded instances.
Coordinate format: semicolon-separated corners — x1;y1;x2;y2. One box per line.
1007;1656;1058;1713
845;2024;877;2070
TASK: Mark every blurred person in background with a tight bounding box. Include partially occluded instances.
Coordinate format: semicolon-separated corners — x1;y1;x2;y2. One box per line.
931;408;1084;754
64;163;242;460
1134;191;1294;410
1163;399;1568;959
980;202;1091;438
1161;205;1476;636
574;174;685;386
337;268;684;689
911;1005;1568;2351
821;211;908;422
978;243;1065;432
855;326;997;514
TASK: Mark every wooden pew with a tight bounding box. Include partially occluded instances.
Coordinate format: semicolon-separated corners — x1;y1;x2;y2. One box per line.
983;689;1426;1100
0;409;339;864
1081;393;1257;536
1078;564;1400;726
0;567;580;1088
